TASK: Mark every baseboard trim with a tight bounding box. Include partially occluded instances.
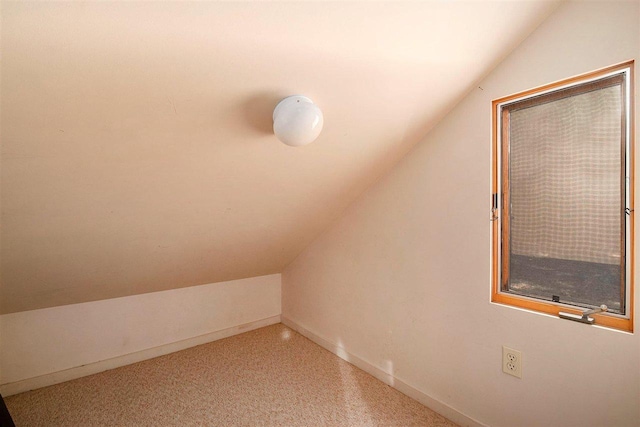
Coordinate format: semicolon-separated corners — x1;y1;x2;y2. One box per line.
0;315;281;397
281;316;487;427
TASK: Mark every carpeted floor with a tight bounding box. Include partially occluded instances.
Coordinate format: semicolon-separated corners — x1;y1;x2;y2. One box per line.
5;323;458;426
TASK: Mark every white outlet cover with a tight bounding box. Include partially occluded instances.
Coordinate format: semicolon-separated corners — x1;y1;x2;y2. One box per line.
502;346;522;378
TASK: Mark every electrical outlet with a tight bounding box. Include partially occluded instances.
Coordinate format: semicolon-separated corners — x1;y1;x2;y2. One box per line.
502;346;522;378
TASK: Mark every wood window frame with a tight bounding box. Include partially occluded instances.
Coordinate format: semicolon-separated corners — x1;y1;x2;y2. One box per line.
491;61;635;333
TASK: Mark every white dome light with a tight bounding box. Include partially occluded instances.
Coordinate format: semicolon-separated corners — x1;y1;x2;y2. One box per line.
273;95;323;147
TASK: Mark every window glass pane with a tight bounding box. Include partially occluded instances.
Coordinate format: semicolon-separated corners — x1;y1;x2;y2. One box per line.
506;83;624;313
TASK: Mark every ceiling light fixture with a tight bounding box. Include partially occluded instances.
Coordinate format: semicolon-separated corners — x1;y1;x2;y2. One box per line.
273;95;323;147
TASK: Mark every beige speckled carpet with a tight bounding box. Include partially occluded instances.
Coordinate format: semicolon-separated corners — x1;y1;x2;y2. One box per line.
6;324;458;426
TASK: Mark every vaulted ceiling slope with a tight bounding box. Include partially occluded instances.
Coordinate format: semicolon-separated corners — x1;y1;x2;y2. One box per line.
0;1;561;314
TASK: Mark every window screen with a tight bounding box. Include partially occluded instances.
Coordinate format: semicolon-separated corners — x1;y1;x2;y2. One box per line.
492;62;634;331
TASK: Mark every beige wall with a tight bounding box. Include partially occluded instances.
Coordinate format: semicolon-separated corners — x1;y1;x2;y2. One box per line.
1;274;281;395
283;2;640;426
0;1;559;315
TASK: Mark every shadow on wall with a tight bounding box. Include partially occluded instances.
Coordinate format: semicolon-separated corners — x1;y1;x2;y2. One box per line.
241;92;287;136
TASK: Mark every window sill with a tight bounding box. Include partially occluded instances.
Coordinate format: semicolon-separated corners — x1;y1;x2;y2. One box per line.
491;292;633;333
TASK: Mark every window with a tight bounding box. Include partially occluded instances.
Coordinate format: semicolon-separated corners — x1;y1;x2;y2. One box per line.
491;61;635;332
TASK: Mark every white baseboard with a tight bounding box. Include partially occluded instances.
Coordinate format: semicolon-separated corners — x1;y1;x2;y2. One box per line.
1;315;281;397
281;316;487;427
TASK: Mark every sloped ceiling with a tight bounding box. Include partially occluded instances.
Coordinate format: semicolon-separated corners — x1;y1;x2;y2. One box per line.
0;1;560;314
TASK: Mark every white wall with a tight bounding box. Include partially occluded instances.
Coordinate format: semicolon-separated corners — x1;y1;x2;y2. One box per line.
1;274;281;395
282;2;640;427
